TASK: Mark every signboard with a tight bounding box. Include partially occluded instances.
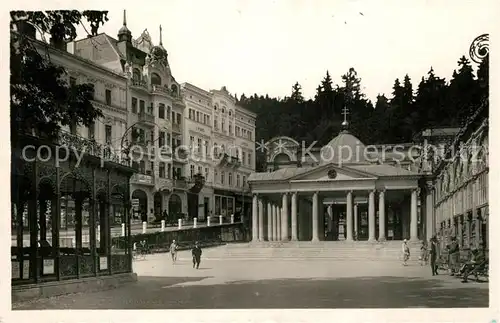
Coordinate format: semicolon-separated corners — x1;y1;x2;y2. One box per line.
43;259;55;274
23;261;30;279
100;257;108;270
131;199;140;212
388;229;394;238
12;261;20;279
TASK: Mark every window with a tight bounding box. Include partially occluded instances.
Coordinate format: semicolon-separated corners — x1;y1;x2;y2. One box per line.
242;152;246;165
159;104;165;119
190;136;195;147
171;111;175;122
190;165;195;178
248;152;252;166
243;175;246;186
215;170;218;183
196;111;200;122
148;102;154;115
159;131;165;147
167;106;171;120
139;100;145;114
167;133;171;147
236;126;240;136
236;174;240;187
133;68;141;81
150;130;154;143
204;140;208;155
229;123;232;135
132;97;137;113
222;108;225;114
198;166;202;175
88;122;95;139
151;73;162;85
149;162;154;176
229;110;232;116
105;125;112;144
197;138;202;153
221;171;225;184
139;160;146;174
228;172;233;186
167;163;171;179
205;167;209;180
207;115;210;125
159;162;165;178
105;89;112;105
214;118;218;130
248;131;253;140
222;119;225;131
176;113;181;125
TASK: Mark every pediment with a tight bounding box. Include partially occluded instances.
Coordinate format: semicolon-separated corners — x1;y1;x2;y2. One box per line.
289;163;377;181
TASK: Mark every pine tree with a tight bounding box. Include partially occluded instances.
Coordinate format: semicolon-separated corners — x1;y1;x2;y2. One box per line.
448;56;479;126
290;82;304;103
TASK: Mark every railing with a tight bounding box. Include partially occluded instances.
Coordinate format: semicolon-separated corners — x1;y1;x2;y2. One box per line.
131;79;148;90
131;173;154;185
58;131;129;167
172;123;181;133
174;178;188;189
138;111;155;124
151;84;176;97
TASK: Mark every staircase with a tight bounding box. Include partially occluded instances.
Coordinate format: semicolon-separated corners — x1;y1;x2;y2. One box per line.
205;241;423;262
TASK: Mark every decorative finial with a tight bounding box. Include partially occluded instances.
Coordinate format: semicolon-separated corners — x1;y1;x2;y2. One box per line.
123;10;127;26
341;106;350;128
469;34;489;64
159;25;163;46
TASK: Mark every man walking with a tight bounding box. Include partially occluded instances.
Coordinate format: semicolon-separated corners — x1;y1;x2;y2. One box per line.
170;240;178;264
402;239;410;266
192;241;202;269
430;237;439;275
448;236;460;276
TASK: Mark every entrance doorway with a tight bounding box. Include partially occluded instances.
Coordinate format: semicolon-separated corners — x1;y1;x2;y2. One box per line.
204;197;209;221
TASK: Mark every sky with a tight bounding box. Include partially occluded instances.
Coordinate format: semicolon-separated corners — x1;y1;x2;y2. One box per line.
71;0;494;102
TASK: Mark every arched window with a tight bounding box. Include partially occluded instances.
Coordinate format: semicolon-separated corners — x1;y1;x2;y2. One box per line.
229;110;232;116
214;104;218;111
133;68;141;81
171;84;178;96
151;73;162;85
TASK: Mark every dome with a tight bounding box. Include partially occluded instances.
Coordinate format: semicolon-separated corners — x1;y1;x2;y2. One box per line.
319;130;368;164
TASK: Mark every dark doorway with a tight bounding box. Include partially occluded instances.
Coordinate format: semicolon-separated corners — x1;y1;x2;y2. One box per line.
204;197;209;221
187;192;198;220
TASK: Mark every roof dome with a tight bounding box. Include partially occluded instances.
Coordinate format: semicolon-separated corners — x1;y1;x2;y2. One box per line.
319;130;368;164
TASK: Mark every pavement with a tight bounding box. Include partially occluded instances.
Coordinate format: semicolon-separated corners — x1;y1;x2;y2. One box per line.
12;247;489;309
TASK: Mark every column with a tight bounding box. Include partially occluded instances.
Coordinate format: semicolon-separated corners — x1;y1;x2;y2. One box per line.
475;210;481;249
252;194;258;242
354;203;358;240
425;182;435;241
312;192;319;242
345;191;353;241
291;192;298;241
277;206;282;240
267;202;272;241
378;190;386;242
282;193;289;241
258;199;264;241
272;205;278;241
368;190;376;242
410;189;418;241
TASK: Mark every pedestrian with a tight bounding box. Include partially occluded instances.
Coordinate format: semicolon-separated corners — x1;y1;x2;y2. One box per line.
402;239;410;266
191;241;202;269
430;236;439;275
448;236;460;276
419;240;428;266
170;240;178;264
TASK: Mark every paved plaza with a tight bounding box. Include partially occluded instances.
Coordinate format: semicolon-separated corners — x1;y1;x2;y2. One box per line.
12;246;488;309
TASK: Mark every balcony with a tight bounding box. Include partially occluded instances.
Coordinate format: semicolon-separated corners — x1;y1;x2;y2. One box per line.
130;79;148;91
131;173;154;186
171;123;181;133
173;177;188;190
151;84;176;97
58;131;128;167
217;154;241;168
138;111;155;124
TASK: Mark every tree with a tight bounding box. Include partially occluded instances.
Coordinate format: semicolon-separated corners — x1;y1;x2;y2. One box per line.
10;11;109;143
447;56;479;126
290;82;304;103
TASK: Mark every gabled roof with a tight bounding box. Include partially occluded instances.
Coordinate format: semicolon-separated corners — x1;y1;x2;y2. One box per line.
248;162;421;183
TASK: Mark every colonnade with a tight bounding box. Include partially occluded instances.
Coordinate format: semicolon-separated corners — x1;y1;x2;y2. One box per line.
251;189;420;242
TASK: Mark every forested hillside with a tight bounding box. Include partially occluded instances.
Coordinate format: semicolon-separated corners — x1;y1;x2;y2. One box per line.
237;55;489;171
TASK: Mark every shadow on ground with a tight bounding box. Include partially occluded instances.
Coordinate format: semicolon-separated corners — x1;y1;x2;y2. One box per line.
13;276;488;309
